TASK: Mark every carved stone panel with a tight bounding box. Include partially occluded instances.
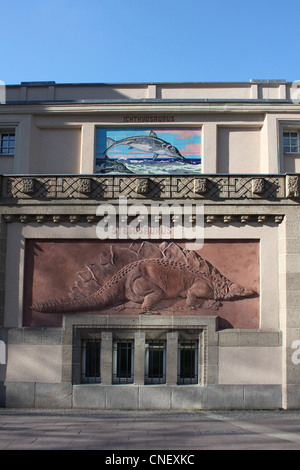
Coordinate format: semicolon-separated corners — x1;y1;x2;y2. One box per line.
78;178;93;195
194;178;208;194
22;178;36;195
252;178;265;195
135;178;150;195
24;240;259;330
287;175;300;198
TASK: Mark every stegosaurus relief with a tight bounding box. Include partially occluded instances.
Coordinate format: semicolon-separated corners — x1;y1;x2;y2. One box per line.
31;242;256;315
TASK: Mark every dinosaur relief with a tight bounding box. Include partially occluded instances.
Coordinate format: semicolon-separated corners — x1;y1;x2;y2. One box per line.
31;242;256;315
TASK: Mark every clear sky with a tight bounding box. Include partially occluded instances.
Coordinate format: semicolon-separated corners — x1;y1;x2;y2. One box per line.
1;0;299;85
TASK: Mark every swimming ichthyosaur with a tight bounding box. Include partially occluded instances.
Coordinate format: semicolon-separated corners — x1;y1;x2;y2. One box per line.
103;131;188;162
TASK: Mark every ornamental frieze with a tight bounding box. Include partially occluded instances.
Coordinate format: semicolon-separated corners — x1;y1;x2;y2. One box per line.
0;175;287;201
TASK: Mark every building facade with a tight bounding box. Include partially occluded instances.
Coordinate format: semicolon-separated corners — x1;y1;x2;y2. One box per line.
0;80;300;409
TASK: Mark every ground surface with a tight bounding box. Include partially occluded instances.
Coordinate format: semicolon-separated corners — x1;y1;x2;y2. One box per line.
0;409;300;450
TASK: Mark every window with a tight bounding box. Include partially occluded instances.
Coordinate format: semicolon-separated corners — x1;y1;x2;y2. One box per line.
0;132;15;155
81;340;101;383
113;341;134;384
178;341;198;385
283;131;299;154
145;341;166;384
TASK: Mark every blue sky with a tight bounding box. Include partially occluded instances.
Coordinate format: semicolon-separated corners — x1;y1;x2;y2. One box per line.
1;0;299;85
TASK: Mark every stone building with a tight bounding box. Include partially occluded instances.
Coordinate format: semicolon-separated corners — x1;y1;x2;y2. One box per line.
0;79;299;410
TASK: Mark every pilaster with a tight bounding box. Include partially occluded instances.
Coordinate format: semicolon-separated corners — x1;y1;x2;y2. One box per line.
166;331;179;385
101;331;113;385
281;207;300;408
0;215;7;327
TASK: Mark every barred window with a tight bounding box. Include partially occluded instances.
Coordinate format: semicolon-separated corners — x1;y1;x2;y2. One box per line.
178;341;198;385
0;132;15;155
81;340;101;384
145;341;166;384
283;131;299;154
113;341;134;384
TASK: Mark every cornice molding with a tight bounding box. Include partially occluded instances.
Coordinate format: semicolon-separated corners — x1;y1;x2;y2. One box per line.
2;213;285;226
1;101;300;115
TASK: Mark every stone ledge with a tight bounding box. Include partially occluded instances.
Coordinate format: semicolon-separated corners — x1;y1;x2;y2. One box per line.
4;327;63;345
218;329;282;347
1;382;282;410
1;213;286;225
0;174;287;202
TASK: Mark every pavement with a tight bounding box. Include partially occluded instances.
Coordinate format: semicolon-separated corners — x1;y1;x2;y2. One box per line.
0;408;300;451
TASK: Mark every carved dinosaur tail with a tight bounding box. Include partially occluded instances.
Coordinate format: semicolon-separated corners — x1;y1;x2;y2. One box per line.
31;270;127;314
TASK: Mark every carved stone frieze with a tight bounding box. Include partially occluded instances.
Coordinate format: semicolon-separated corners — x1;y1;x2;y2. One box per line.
252;178;265;195
30;241;257;316
22;178;36;195
135;178;149;195
286;175;300;198
0;175;288;201
194;178;208;194
78;178;93;195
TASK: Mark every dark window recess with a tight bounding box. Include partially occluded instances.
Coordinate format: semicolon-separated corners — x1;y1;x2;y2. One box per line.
81;340;101;383
113;341;134;384
145;341;166;384
178;341;198;384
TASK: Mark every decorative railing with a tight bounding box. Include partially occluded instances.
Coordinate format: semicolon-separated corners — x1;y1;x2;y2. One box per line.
1;174;299;201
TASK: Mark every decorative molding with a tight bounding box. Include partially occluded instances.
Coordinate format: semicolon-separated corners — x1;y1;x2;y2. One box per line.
286;175;300;198
252;178;265;195
1;174;287;201
78;178;93;195
1;213;285;225
194;178;208;194
21;178;36;195
135;178;150;195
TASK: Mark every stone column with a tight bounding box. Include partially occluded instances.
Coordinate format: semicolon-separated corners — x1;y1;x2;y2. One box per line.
280;206;300;409
134;331;145;385
0;214;7;327
101;331;113;385
166;331;178;385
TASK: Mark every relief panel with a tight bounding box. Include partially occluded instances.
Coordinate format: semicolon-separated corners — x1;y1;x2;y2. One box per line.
24;240;259;329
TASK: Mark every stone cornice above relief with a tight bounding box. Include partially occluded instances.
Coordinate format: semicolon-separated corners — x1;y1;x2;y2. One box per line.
2;213;285;225
0;174;296;202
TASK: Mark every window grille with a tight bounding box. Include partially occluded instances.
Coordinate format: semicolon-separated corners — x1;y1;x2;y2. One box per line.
178;341;198;385
283;131;299;154
145;341;166;384
0;132;15;155
81;340;101;383
113;341;134;384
